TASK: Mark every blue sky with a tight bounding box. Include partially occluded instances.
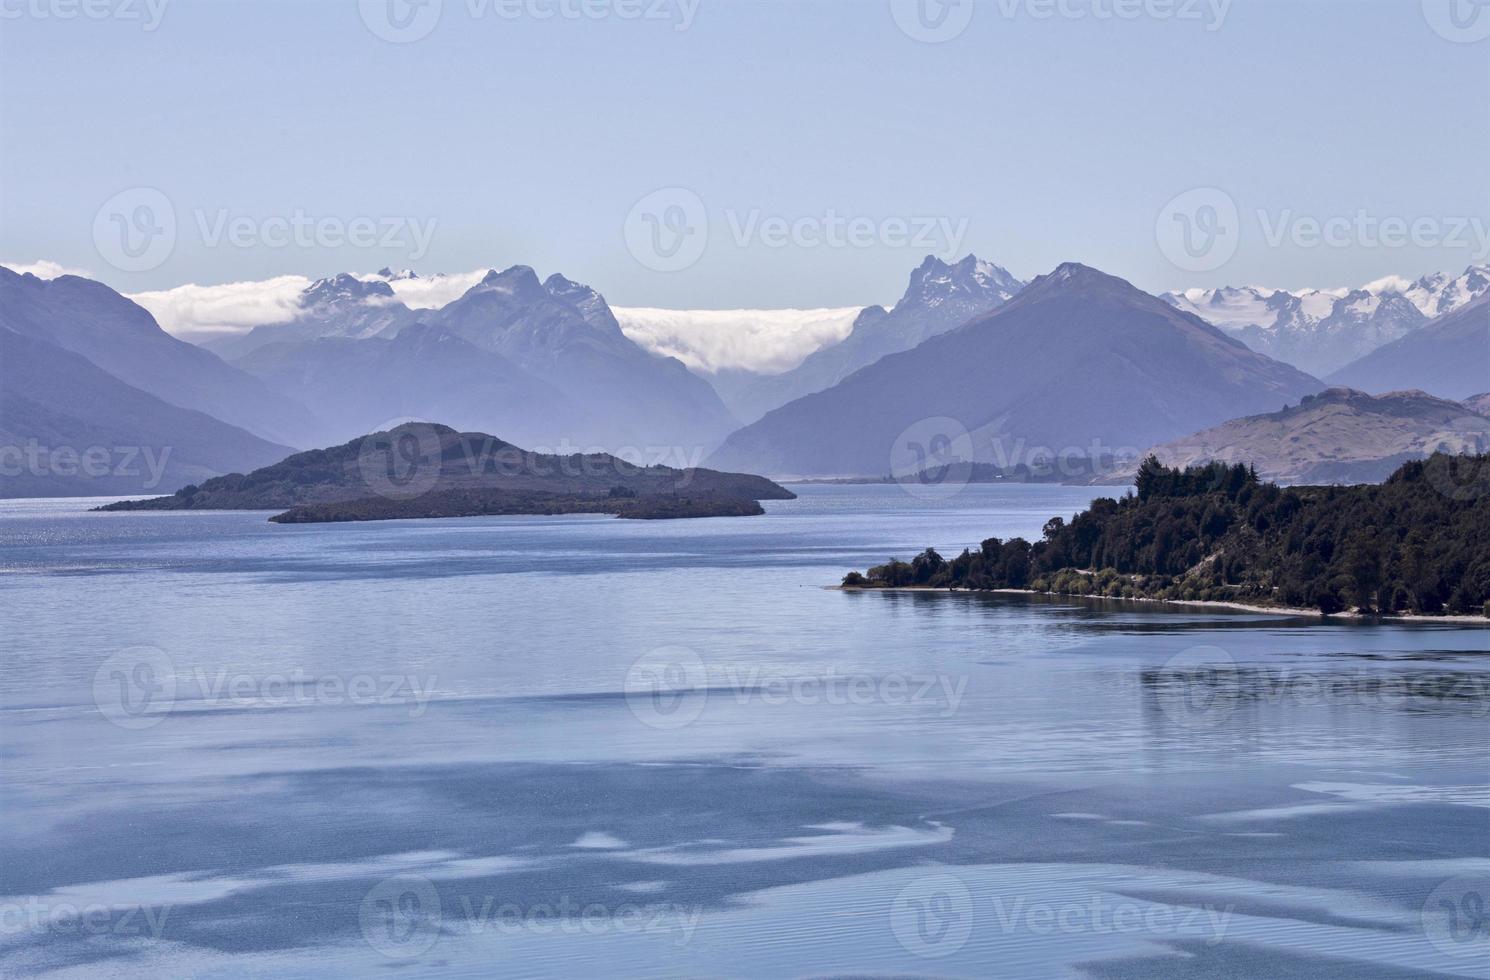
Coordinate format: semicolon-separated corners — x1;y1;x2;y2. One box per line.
2;0;1487;308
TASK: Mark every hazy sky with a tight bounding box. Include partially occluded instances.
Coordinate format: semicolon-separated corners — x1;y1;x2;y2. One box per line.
2;0;1487;308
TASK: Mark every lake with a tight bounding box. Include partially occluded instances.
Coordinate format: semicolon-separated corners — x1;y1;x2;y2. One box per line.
2;485;1487;978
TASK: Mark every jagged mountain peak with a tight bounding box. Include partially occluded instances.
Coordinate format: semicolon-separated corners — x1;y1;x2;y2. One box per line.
471;264;548;300
901;253;1021;309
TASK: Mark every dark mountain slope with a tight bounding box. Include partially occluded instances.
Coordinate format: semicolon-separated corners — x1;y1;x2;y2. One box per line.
234;323;592;449
0;266;316;447
0;327;292;497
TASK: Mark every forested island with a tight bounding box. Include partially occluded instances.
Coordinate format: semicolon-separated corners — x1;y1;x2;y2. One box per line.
98;423;793;523
842;454;1490;618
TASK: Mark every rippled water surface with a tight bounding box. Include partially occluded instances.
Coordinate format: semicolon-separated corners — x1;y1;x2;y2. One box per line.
2;486;1488;978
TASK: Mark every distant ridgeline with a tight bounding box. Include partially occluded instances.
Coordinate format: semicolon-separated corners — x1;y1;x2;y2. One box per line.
843;454;1490;618
801;454;1127;486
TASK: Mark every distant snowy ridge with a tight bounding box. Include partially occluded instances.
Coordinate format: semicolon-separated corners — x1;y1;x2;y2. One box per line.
1164;264;1490;376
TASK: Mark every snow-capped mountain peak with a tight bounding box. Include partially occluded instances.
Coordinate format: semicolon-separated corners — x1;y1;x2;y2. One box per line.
901;253;1021;312
1163;264;1487;376
302;273;396;309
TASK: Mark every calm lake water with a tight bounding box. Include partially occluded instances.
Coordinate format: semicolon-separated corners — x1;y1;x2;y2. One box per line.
2;485;1488;979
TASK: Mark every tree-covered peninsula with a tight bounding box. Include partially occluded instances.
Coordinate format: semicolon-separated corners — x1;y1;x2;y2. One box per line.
843;454;1490;618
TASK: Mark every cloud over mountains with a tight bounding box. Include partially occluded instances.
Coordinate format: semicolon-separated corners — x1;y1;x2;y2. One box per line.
113;267;863;374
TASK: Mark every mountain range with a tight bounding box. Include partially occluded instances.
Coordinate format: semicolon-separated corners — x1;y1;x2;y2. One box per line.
204;272;421;361
1164;264;1490;376
5;253;1484;498
214;265;739;450
708;263;1326;478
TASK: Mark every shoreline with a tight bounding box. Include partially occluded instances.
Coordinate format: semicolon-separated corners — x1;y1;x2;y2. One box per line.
834;585;1490;625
